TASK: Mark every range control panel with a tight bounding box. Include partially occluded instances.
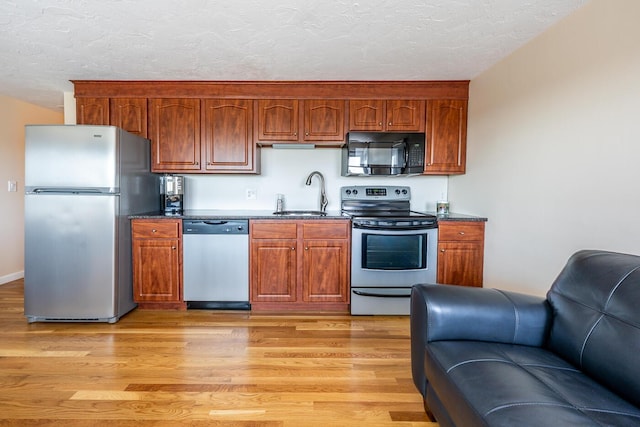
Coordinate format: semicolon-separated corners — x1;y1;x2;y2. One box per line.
341;186;411;201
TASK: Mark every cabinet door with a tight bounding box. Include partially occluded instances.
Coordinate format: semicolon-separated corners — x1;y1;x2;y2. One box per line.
386;100;425;132
148;98;201;172
251;239;298;302
76;97;109;125
437;242;483;287
425;100;467;174
256;99;299;141
302;239;349;303
302;100;345;142
110;98;147;138
349;100;385;131
437;221;484;287
132;238;181;302
203;99;256;172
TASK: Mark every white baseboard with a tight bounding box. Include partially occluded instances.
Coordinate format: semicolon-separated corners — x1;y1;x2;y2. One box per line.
0;271;24;285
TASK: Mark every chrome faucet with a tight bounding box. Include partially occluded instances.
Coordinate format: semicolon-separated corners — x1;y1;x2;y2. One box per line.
305;171;328;213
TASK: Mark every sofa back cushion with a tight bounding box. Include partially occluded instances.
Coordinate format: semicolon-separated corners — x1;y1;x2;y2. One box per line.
547;250;640;407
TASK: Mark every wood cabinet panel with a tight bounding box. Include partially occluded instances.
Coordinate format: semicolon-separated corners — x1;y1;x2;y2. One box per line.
132;219;184;309
132;220;180;239
349;100;424;132
250;219;350;311
302;240;349;303
110;98;147;137
302;100;345;142
202;99;257;172
437;221;485;287
386;100;425;132
256;99;299;141
148;98;201;172
132;239;181;301
251;240;298;302
76;97;109;125
349;100;385;131
425;99;467;174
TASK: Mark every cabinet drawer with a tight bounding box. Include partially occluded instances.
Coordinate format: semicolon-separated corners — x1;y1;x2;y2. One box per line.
251;221;297;239
302;221;349;239
438;222;484;241
132;220;181;238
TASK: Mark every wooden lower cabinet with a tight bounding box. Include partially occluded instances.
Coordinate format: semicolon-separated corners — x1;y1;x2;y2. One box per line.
250;220;350;312
437;221;485;287
131;219;185;309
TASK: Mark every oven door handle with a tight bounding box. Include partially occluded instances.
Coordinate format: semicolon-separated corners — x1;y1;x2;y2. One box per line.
352;290;411;298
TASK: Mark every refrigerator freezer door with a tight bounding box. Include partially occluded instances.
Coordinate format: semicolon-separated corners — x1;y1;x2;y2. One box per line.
24;193;122;322
25;125;119;191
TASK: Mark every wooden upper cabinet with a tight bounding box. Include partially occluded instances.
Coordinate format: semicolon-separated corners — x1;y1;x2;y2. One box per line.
76;97;109;125
110;98;147;138
302;100;345;142
202;99;257;173
148;98;201;172
386;100;425;132
424;99;467;175
349;100;425;132
256;99;346;145
256;99;299;141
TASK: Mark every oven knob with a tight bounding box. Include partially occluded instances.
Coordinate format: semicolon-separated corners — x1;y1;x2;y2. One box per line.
402;189;408;195
353;189;358;195
345;189;351;195
395;189;400;195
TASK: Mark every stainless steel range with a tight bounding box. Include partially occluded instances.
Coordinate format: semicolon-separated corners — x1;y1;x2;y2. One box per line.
342;185;438;315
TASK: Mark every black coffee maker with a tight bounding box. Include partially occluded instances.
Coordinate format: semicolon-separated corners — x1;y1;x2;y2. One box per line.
160;174;184;215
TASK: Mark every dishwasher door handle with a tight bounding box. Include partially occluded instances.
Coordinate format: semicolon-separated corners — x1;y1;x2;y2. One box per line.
203;220;228;225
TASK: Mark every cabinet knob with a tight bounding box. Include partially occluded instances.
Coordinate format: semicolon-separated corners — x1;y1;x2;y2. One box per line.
388;122;392;126
305;132;309;136
305;247;309;251
441;249;445;253
291;247;296;251
195;162;199;165
459;231;466;235
293;132;297;137
171;246;176;250
378;122;383;126
152;229;157;233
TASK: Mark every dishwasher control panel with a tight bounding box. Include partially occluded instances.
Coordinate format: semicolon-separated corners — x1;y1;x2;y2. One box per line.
183;220;248;235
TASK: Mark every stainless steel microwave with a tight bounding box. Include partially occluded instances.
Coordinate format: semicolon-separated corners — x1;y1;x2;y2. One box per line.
341;132;426;176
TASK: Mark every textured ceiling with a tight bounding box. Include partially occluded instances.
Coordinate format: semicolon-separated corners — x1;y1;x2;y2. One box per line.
0;0;589;111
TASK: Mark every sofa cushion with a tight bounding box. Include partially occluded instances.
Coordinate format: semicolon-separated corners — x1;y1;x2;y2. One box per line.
425;340;640;427
546;250;640;407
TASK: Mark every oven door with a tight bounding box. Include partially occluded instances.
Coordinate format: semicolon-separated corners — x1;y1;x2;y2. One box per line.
350;226;437;315
352;226;437;286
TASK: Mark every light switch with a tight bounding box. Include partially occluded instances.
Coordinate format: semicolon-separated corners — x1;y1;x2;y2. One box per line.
8;180;17;192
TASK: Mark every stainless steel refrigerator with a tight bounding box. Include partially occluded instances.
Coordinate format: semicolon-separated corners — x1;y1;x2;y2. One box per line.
24;125;159;323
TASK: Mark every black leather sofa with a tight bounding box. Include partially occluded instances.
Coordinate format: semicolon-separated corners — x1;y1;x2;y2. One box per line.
410;250;640;427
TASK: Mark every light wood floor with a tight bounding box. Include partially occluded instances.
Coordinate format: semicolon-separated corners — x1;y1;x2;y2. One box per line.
0;279;436;426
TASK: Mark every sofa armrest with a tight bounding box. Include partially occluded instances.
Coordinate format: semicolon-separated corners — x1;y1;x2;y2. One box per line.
410;284;551;396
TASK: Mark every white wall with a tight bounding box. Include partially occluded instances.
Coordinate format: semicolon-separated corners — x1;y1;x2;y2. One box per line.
0;95;63;284
449;0;640;296
185;147;448;212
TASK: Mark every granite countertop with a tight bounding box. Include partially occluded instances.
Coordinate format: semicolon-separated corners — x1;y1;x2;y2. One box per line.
432;212;488;222
129;209;347;220
130;209;487;222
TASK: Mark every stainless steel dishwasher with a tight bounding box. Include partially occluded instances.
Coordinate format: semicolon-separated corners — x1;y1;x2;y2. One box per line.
183;219;250;309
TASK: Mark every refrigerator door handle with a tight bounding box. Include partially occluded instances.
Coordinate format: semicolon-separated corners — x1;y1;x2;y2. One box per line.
29;187;114;194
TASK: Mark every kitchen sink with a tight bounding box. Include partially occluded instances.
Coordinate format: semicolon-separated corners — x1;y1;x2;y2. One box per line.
272;210;327;216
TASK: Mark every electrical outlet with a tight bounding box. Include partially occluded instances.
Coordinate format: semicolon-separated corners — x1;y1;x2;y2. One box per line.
245;188;257;200
7;180;17;192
